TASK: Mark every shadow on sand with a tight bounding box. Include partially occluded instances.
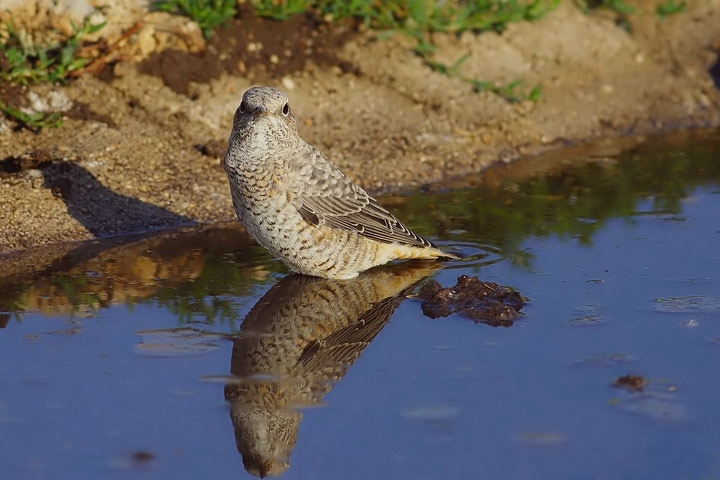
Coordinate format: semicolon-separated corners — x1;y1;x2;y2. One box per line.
40;161;196;237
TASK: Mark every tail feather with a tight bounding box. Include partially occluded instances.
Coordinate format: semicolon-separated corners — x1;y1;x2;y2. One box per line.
390;245;459;261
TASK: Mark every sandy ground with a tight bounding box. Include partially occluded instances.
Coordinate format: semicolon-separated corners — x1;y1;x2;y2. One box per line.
1;0;720;253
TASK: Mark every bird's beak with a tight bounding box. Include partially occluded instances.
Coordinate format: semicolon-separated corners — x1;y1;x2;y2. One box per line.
253;105;268;115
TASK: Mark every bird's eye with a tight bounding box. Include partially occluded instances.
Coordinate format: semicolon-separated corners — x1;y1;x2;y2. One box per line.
282;102;290;116
239;101;247;113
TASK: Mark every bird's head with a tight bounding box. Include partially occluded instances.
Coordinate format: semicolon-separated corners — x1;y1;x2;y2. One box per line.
224;86;299;171
233;86;297;135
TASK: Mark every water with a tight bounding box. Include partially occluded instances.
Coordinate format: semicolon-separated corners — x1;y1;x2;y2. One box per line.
1;129;720;479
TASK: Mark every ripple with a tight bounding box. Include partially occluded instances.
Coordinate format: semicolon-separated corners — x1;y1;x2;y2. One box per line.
441;242;505;270
134;327;226;357
653;295;720;314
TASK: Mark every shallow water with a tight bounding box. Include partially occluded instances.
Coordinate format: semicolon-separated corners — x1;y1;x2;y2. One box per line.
1;129;720;479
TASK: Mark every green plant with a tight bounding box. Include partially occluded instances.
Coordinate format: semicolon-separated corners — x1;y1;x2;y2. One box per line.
366;1;558;101
0;16;105;85
150;0;557;100
316;0;558;34
656;0;686;18
424;52;543;103
575;0;634;14
154;0;237;38
0;100;63;131
0;16;104;129
251;0;308;20
471;79;543;103
316;0;379;23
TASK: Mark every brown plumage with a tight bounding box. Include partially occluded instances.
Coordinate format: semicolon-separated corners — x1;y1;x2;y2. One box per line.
223;86;457;279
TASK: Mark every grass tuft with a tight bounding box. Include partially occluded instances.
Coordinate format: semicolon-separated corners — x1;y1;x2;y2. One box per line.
473;79;543;103
0;16;105;129
656;0;686;19
0;16;105;85
575;0;634;15
250;0;559;35
252;0;307;20
0;99;64;131
153;0;237;38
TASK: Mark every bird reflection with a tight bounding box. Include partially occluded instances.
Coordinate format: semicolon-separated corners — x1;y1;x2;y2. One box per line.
224;261;440;477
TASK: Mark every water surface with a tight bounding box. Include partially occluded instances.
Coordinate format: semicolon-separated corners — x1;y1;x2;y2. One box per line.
1;129;720;479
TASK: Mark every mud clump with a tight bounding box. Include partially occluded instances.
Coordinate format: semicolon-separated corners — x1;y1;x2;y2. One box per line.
613;374;648;392
418;275;526;326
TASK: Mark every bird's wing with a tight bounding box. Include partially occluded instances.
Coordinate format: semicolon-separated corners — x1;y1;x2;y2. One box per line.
289;146;435;248
296;293;402;370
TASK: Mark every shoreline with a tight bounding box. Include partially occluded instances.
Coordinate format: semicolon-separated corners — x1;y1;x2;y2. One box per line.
1;1;719;253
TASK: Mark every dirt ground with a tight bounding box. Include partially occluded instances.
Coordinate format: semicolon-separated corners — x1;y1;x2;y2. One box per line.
1;0;720;253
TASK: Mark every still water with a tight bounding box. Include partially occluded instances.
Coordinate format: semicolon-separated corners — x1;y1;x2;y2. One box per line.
1;129;720;479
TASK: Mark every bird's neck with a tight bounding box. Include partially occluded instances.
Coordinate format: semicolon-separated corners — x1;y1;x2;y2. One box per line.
236;125;297;165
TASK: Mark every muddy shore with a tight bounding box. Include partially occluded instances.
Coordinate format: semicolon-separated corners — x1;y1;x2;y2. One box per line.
1;1;719;253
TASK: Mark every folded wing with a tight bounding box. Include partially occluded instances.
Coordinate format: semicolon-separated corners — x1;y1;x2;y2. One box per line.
290;146;436;249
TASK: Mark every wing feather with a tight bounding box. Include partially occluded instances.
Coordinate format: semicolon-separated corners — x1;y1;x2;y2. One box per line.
289;146;435;249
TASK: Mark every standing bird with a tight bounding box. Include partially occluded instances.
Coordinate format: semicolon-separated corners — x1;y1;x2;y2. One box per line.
223;86;457;280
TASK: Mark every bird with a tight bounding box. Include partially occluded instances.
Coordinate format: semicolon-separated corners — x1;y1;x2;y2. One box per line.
222;86;458;280
224;262;439;477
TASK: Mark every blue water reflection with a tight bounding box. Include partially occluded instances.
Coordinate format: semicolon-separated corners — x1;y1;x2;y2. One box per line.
1;130;719;479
